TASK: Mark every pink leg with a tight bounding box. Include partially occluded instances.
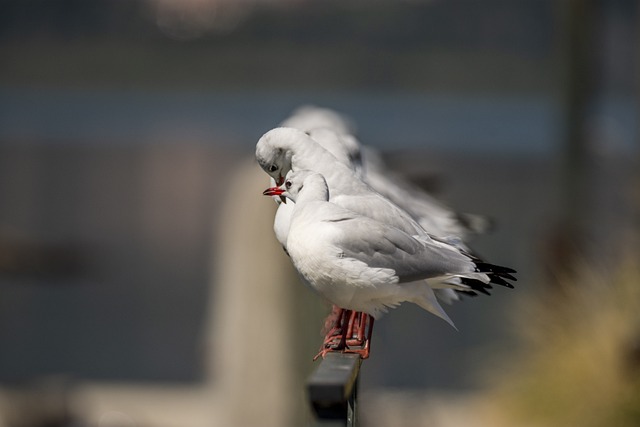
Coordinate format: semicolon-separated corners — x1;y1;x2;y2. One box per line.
346;312;368;346
315;308;351;360
345;310;358;341
315;311;375;360
343;314;374;359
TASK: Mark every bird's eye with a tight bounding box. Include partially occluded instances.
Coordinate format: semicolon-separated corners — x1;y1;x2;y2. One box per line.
268;165;278;172
285;181;292;189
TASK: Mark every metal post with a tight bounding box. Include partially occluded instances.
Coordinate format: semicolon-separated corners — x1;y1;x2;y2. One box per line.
306;353;362;427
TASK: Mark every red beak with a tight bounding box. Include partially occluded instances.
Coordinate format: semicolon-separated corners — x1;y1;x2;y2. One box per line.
276;175;285;186
263;187;285;197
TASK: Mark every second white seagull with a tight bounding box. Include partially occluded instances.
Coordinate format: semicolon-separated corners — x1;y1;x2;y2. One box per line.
263;170;516;320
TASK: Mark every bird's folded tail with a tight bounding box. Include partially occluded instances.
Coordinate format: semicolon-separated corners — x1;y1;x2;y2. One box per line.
408;284;457;330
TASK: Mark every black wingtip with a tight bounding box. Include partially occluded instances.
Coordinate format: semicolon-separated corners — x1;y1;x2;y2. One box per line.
490;275;515;289
464;259;518;294
459;277;494;296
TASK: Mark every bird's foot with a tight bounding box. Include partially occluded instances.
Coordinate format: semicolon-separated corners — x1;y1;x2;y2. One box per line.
314;312;373;360
313;341;370;360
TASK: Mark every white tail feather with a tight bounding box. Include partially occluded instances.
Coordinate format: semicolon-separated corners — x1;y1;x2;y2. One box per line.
408;284;456;329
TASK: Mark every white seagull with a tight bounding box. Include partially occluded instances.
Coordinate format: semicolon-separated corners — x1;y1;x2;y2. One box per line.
256;127;497;294
256;127;514;347
263;170;515;359
267;125;466;305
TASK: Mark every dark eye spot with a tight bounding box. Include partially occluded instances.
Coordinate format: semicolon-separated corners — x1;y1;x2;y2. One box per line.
268;165;278;172
285;181;292;189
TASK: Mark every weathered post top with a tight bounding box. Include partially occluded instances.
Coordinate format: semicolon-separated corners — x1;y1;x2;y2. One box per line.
306;353;362;426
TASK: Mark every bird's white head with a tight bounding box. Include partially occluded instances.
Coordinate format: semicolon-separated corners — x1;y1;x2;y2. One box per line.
262;170;328;204
255;127;303;186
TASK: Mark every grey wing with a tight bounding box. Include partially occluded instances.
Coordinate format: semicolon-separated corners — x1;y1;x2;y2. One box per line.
333;217;475;283
331;193;425;236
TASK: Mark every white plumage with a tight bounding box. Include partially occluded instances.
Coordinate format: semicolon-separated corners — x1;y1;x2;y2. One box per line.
258;108;515;349
264;170;513;323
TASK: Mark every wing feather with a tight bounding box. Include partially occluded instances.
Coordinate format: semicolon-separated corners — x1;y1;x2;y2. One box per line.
329;215;477;283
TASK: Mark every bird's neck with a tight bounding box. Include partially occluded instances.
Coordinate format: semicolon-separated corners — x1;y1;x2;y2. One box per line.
291;142;357;193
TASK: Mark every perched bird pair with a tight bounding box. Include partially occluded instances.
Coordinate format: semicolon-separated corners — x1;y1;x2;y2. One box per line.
257;107;515;359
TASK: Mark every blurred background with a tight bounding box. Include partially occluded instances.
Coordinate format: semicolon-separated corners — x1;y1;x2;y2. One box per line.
0;0;639;426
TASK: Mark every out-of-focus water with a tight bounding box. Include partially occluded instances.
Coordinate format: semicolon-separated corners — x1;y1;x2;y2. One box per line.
0;88;563;153
2;87;636;154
